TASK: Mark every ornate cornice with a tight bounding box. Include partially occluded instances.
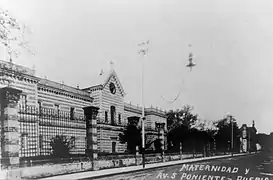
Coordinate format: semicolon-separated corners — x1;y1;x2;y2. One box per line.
0;67;40;84
82;85;103;92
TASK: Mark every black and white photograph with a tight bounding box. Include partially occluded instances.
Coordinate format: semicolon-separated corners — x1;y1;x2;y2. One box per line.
0;0;273;179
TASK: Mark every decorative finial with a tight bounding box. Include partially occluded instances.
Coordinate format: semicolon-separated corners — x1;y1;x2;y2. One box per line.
77;84;79;89
61;81;64;89
99;69;104;76
109;60;114;70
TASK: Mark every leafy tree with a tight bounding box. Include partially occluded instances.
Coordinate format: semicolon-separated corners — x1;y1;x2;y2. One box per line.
154;139;163;153
0;8;34;61
50;135;72;158
119;122;142;153
166;105;198;152
214;116;240;152
119;118;160;153
257;133;273;152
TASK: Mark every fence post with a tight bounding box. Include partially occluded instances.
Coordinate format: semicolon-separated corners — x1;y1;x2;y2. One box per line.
161;150;165;162
83;106;99;171
180;143;183;160
0;87;22;171
136;146;139;156
135;146;140;166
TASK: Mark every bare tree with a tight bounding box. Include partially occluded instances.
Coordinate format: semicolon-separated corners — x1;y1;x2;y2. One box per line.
0;8;34;62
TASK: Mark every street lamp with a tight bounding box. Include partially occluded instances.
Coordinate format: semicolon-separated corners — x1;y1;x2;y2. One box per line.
139;40;149;168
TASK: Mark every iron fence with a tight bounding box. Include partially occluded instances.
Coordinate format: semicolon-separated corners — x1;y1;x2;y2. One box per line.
18;105;86;158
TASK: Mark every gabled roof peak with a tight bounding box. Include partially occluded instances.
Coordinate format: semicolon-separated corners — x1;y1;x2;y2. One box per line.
82;65;125;96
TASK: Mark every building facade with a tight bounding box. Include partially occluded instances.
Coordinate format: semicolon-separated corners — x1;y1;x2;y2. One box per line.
0;60;167;161
239;121;257;153
80;67;167;153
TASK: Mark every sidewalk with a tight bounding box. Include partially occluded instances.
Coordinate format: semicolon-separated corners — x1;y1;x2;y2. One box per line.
39;153;249;180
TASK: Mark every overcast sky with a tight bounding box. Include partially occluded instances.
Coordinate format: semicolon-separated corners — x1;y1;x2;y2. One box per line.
1;0;273;134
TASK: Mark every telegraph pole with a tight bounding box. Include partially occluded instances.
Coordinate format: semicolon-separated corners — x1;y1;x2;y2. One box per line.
230;116;233;156
139;40;149;168
248;128;251;153
227;114;233;155
231;116;233;155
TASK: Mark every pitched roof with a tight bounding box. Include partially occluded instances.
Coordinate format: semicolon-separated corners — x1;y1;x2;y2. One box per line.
91;69;113;87
82;68;126;96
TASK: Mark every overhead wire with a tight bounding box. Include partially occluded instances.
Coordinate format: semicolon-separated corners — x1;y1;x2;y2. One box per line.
160;44;194;104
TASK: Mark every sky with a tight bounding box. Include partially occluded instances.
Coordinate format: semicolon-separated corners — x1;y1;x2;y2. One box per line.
1;0;273;134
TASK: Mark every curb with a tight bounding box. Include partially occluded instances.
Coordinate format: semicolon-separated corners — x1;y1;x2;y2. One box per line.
39;153;252;180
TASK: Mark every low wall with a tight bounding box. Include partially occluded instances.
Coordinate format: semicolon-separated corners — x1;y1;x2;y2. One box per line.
96;158;138;170
1;161;93;179
22;161;93;178
2;153;204;179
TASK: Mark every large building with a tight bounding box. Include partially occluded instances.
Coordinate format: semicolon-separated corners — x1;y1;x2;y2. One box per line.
0;60;167;160
239;121;257;153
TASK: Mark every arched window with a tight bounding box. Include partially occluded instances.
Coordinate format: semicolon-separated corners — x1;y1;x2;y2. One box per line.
110;106;116;125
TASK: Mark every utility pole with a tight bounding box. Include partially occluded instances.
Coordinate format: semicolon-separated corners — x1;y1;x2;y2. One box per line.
139;40;149;168
227;114;233;155
231;116;233;153
248;127;251;153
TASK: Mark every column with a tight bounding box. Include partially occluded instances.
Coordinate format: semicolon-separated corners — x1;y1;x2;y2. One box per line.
83;106;99;160
0;87;22;169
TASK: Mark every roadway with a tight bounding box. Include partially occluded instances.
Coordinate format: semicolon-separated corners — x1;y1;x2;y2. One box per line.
86;151;273;180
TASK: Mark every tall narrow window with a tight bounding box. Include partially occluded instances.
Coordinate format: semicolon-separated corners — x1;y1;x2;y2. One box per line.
110;106;116;125
118;113;121;124
105;111;108;123
71;136;76;148
38;101;42;110
70;107;74;120
21;133;28;149
54;104;59;117
20;94;27;111
39;135;43;149
112;142;116;153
